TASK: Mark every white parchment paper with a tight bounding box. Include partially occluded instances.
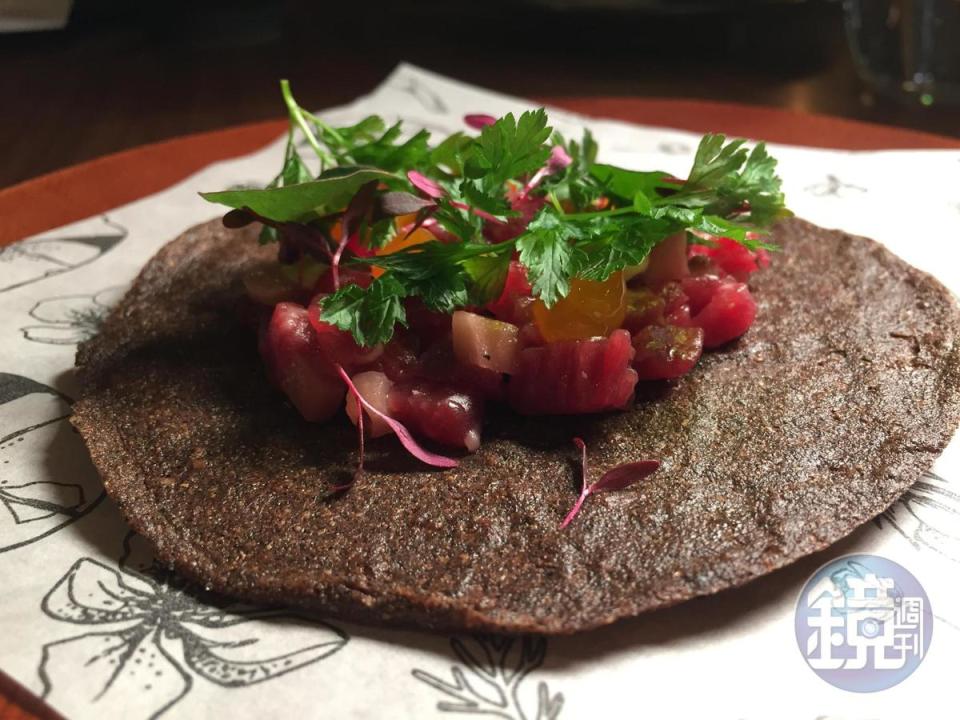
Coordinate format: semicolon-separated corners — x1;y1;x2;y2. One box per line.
1;64;959;720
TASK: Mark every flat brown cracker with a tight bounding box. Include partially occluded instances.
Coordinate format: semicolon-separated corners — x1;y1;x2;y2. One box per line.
73;218;960;634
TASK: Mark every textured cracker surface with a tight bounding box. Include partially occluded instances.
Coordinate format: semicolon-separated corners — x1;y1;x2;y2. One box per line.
72;218;960;634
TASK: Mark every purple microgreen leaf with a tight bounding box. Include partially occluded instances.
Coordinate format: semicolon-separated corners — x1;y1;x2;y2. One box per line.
336;365;459;468
378;191;436;217
281;222;334;261
560;437;659;529
406;170;445;200
560;438;590;529
222;209;257;228
464;113;496;130
590;460;660;493
340;180;379;240
223;206;334;260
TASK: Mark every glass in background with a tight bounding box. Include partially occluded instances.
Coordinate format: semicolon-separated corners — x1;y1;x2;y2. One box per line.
844;0;960;106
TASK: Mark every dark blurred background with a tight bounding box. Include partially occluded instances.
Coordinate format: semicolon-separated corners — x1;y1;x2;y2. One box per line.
3;0;960;189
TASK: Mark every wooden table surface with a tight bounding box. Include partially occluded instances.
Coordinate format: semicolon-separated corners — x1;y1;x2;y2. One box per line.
2;2;960;718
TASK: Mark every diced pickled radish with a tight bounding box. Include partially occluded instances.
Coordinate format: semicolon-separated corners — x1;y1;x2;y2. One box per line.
452;311;519;374
643;232;689;284
280;256;328;289
518;321;545;349
336;366;458;468
344;371;394;437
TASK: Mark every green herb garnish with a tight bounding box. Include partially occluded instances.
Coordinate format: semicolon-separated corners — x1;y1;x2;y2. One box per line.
203;80;789;347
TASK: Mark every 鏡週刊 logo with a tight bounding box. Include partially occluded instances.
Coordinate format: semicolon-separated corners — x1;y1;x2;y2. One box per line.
795;554;932;692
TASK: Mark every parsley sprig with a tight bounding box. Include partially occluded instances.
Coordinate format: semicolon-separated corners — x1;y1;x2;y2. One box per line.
202;81;790;347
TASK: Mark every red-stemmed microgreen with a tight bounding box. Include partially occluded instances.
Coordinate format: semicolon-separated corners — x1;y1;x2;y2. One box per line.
449;200;502;224
522;145;573;198
330;392;365;492
335;365;459;469
331;181;377;289
222;207;334;261
560;438;659;529
379;191;436;217
406;170;503;225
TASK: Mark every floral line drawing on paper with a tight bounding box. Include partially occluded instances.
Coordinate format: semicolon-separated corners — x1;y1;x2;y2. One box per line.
0;216;126;294
412;635;564;719
876;471;960;564
875;470;960;629
21;286;126;345
38;533;349;720
0;373;105;553
804;174;867;198
658;141;692;155
394;76;448;114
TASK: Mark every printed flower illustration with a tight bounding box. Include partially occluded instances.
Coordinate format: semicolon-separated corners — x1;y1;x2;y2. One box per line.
0;216;126;294
396;76;448;114
657;141;691;155
879;471;960;564
21;286;126;345
804;174;867;198
412;635;564;720
1;373;104;553
39;534;348;720
875;471;960;630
